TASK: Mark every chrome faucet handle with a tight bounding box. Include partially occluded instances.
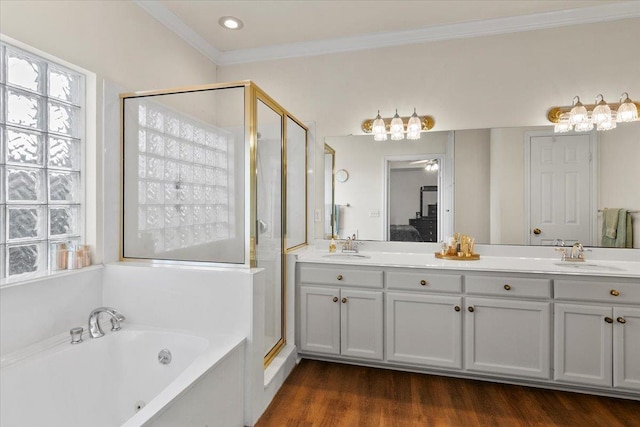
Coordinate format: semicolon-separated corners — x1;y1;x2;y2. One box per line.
70;327;83;344
110;317;122;331
554;247;568;261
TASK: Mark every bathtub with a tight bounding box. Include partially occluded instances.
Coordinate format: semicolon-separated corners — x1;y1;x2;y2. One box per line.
0;326;245;427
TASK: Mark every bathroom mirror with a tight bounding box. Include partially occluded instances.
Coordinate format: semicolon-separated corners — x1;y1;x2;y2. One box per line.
324;122;639;248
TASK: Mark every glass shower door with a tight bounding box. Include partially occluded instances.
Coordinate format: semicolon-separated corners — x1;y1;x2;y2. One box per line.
256;99;283;358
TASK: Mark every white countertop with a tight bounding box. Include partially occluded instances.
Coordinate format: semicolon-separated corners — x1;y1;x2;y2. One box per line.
295;247;640;279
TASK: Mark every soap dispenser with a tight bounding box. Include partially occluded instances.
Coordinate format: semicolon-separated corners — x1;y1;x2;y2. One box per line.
329;236;337;253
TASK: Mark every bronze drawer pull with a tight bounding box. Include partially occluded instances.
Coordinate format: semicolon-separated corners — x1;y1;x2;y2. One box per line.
337;274;343;281
420;280;428;286
468;306;475;313
617;317;626;324
605;317;613;324
332;296;338;303
454;306;461;312
504;284;511;291
342;297;348;304
610;289;620;296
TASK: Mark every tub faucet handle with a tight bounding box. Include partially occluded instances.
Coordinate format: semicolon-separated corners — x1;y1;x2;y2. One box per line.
70;327;83;344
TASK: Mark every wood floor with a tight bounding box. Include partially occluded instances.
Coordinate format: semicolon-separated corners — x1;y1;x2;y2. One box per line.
256;359;640;427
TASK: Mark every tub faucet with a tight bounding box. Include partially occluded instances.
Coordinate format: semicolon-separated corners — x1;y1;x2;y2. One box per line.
88;307;126;338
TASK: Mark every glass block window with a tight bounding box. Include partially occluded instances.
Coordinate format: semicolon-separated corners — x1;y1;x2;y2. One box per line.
133;100;232;255
0;42;84;279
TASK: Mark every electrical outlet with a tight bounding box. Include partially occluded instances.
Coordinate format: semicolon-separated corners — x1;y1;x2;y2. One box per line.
314;209;321;222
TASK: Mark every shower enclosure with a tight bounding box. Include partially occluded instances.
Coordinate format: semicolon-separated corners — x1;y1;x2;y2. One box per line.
120;81;308;365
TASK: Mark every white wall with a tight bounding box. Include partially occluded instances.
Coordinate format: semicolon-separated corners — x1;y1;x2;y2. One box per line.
599;124;640;248
0;267;103;357
217;19;640;137
454;129;491;243
326;132;448;240
0;0;216;355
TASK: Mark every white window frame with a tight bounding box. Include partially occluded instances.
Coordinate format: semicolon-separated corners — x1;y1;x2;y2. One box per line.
0;34;97;285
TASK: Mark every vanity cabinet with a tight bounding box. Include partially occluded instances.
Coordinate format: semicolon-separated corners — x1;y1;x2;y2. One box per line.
464;276;552;379
386;293;462;368
464;297;551;379
299;265;383;360
554;279;640;391
296;259;639;399
385;270;463;368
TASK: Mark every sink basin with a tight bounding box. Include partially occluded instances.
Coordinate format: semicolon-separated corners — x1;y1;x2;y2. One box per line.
553;263;625;272
322;253;371;259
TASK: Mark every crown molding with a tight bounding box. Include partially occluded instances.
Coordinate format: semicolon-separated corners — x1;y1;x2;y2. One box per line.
133;0;222;64
135;1;640;67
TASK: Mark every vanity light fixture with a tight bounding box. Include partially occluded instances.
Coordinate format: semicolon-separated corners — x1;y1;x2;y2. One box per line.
548;92;640;133
361;110;435;139
218;16;244;30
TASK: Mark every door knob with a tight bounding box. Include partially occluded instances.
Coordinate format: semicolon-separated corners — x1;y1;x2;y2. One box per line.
533;228;542;235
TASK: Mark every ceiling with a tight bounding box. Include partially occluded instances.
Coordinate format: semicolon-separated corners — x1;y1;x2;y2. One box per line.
135;1;639;65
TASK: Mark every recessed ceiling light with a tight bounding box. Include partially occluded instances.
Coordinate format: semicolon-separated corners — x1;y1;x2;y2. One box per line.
218;16;243;30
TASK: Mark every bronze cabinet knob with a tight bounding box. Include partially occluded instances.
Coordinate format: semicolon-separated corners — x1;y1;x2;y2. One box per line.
337;274;343;281
617;317;626;324
342;297;347;304
504;284;511;291
420;280;427;286
454;306;461;312
332;296;338;303
533;228;542;235
605;317;613;324
610;289;620;296
468;306;475;313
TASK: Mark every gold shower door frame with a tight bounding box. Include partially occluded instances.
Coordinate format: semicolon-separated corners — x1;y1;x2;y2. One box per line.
120;81;308;367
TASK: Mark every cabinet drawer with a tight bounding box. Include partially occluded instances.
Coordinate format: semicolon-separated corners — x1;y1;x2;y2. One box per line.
299;265;383;288
465;275;551;299
555;279;640;304
386;271;461;293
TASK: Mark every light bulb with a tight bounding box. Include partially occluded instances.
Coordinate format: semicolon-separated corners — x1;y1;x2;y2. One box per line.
372;111;387;141
569;96;588;125
554;113;572;133
406;108;421;140
616;92;638;122
390;109;404;141
591;94;611;126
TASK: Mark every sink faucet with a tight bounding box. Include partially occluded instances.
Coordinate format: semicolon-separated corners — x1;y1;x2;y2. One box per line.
571;242;585;261
88;307;126;338
555;242;587;262
342;234;359;253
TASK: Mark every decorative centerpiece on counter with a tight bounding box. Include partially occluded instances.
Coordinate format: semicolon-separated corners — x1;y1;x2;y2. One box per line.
435;233;480;260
